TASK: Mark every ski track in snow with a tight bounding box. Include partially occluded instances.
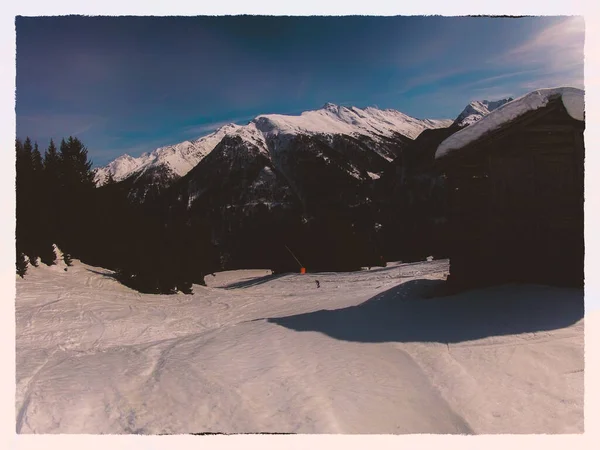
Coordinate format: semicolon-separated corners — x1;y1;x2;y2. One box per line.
15;260;583;434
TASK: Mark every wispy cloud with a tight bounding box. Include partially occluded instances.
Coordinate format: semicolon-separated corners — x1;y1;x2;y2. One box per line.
466;69;541;89
518;73;585;92
17;114;107;143
182;121;234;136
467;87;516;101
181;115;256;137
501;17;584;70
491;16;584;90
392;68;470;96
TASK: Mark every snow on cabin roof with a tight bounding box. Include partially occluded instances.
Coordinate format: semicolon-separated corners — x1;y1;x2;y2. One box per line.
435;87;585;160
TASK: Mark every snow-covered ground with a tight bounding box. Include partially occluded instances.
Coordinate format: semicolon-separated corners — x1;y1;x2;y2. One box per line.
15;259;583;434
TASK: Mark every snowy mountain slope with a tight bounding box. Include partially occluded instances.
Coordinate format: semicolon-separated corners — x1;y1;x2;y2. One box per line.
179;134;297;213
16;259;584;433
94;124;246;186
253;103;452;141
170;128;401;272
452;98;513;128
94;104;452;187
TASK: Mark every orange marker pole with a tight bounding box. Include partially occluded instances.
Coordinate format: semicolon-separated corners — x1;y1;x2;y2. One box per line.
285;245;305;273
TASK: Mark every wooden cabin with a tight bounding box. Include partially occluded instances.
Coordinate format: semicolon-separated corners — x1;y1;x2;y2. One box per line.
435;88;585;289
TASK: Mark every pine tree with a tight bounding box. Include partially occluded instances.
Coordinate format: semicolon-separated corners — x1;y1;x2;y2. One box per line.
63;252;73;266
32;142;43;174
105;172;116;185
39;139;62;265
178;280;194;295
27;142;46;260
23;137;33;156
39;245;57;266
43;139;60;178
16;251;28;277
16;137;35;262
59;136;95;188
56;136;96;260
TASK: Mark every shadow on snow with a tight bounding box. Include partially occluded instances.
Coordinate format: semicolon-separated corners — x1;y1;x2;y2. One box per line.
268;279;584;344
222;273;290;290
86;268;118;279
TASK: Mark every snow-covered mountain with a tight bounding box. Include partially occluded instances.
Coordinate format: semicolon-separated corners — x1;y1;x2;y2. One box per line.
94;103;452;187
94;124;243;185
252;102;451;141
452;98;513;128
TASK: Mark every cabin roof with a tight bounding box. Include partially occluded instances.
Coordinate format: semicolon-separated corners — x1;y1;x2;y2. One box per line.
435;87;585;160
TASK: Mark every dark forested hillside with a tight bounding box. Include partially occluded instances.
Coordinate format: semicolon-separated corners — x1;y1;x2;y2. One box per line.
16;122;461;293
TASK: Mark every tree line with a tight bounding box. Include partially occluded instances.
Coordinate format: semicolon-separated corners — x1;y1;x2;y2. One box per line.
16;133;445;294
15;136;219;294
16;136;94;272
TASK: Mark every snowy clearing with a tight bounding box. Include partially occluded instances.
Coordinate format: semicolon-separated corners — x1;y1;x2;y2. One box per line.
16;259;583;434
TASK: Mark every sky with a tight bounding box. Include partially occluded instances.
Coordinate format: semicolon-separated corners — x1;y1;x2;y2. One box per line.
15;15;584;167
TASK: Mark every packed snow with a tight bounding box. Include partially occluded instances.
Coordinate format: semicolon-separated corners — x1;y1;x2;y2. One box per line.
436;87;585;159
16;259;583;434
94;104;452;186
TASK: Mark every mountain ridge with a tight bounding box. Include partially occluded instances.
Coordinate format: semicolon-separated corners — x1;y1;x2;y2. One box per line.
453;98;514;128
94;103;453;186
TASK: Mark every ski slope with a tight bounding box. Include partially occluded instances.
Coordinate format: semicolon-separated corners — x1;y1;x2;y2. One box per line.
15;259;583;434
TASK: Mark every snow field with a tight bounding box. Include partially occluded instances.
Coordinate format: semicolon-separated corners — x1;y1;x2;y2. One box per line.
16;259;583;434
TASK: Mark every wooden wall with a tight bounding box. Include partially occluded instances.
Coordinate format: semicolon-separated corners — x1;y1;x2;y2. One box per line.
442;99;584;289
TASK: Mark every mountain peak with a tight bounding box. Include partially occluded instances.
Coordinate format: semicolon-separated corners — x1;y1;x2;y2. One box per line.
453;97;514;128
95;103;453;186
216;123;240;132
322;102;340;112
114;154;135;162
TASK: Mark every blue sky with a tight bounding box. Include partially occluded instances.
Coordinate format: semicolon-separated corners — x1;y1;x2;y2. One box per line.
16;15;584;167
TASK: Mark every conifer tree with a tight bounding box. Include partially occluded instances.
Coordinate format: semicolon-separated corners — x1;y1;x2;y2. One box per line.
43;139;60;179
63;252;73;266
16;251;28;278
26;142;46;259
39;245;57;266
55;136;96;259
105;172;116;185
23;137;33;156
59;137;95;188
16;137;35;262
38;139;62;265
32;142;43;174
